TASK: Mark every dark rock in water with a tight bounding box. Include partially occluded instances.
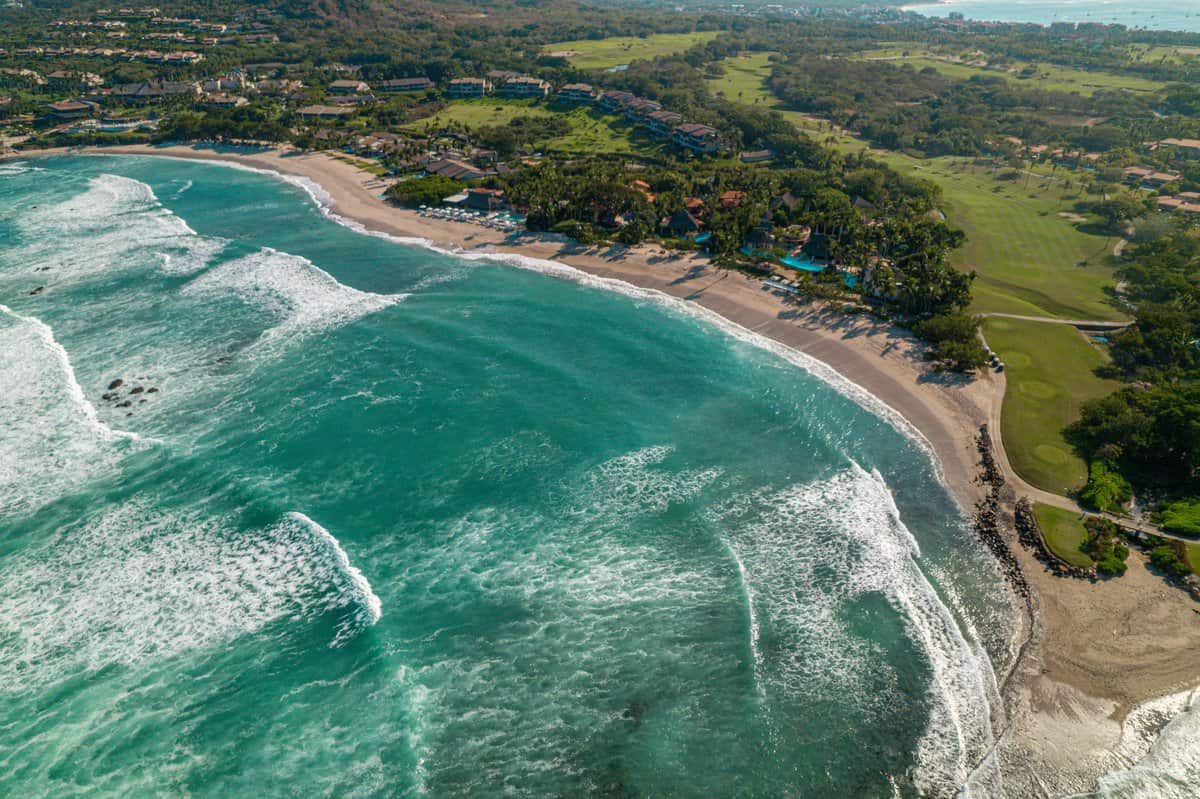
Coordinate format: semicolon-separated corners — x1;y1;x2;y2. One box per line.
118;400;132;408
28;286;44;296
108;379;124;390
623;700;647;726
147;387;159;393
138;399;146;404
130;386;144;395
126;412;133;417
101;393;113;401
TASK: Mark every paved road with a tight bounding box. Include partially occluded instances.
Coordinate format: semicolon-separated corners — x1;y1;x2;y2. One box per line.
979;312;1131;331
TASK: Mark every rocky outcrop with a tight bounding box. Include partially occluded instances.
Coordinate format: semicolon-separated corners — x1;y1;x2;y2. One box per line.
974;425;1032;603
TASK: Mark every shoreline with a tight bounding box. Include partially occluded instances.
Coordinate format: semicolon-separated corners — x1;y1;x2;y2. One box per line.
13;142;1200;794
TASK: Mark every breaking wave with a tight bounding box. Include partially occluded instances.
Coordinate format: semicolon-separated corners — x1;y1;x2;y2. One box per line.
0;304;153;517
0;503;382;692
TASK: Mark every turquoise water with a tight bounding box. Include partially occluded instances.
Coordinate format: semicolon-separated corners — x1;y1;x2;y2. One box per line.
0;154;1019;797
903;0;1200;33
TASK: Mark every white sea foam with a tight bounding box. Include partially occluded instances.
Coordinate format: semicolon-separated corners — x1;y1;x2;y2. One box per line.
4;173;225;281
711;464;1001;796
181;246;407;346
1070;688;1200;799
0;305;154;516
0;504;382;691
288;511;383;628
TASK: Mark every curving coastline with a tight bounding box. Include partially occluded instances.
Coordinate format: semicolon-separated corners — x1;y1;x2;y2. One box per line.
11;142;1200;795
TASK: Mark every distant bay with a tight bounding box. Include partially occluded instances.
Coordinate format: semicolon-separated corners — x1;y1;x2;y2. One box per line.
903;0;1200;33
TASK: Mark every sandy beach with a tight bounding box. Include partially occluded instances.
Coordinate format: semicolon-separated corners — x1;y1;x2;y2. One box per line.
15;142;1200;793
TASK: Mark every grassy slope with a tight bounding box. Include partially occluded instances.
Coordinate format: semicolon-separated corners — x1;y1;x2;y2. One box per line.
857;50;1163;95
982;318;1122;494
706;54;1125;321
405;99;655;156
1033;503;1094;567
543;31;720;70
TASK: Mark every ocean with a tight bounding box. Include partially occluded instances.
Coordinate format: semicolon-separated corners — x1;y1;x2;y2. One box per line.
0;153;1023;797
903;0;1200;33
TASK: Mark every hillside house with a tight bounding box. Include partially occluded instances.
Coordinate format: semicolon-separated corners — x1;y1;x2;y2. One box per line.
447;77;493;98
500;76;551;98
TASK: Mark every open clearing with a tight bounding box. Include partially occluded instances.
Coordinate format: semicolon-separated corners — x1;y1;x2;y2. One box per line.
857;49;1164;95
982;318;1121;495
406;99;657;156
543;31;720;70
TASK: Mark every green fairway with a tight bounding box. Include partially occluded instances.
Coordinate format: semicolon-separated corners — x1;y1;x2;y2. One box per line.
406;100;654;156
543;31;720;70
857;50;1164;95
982;318;1122;494
1033;503;1093;568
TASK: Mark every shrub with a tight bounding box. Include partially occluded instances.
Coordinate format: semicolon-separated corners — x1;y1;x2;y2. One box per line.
1082;517;1129;576
1160;498;1200;536
1149;545;1190;578
912;312;989;373
1079;460;1133;513
385;175;460;207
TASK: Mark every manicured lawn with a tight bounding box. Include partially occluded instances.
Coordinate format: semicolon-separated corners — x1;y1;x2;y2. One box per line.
543;31;720;70
1033;503;1094;568
857;50;1164;95
406;100;655;157
982;318;1122;494
705;51;777;105
1185;543;1200;574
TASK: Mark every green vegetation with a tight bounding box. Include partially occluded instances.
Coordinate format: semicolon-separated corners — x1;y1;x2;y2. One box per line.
912;312;989;373
1068;229;1200;512
1186;543;1200;574
983;318;1121;494
1149;544;1192;578
1033;503;1094;568
1082;517;1129;576
1161;499;1200;536
855;50;1164;96
705;55;1124;321
542;32;720;70
1079;460;1133;513
407;100;652;156
385;175;461;207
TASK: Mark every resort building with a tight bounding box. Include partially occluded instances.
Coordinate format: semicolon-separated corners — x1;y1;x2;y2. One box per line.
1155;138;1200;158
719;190;747;210
204;93;248;108
672;122;721;154
500;76;551;99
253;78;303;95
296;104;354;119
46;99;98;120
424;157;494;181
47;70;104;89
596;89;635;113
663;209;703;240
202;73;245;93
110;80;200;102
642;109;682;138
379;77;434;92
446;77;493;98
1157;196;1200;215
740;149;773;163
329;79;370;94
1125;166;1182;188
624;97;662;122
556;83;595;104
